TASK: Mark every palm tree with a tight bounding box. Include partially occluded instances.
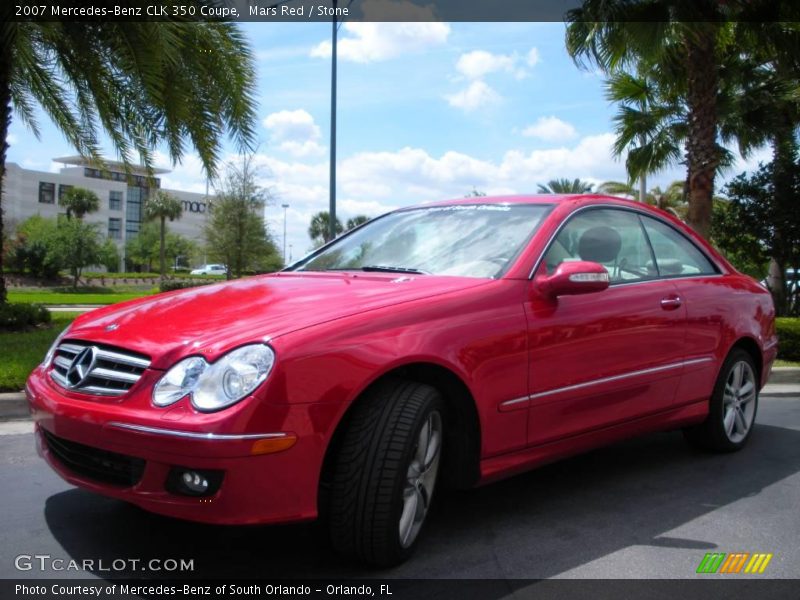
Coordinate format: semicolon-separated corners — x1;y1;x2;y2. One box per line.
309;212;343;245
346;215;370;230
60;187;100;220
0;17;257;304
598;180;687;218
537;178;594;194
144;191;183;280
566;3;726;238
604;69;686;202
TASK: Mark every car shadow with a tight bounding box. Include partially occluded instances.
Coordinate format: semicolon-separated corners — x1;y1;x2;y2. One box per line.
43;424;800;579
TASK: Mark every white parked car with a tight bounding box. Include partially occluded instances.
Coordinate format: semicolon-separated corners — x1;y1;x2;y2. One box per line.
190;264;227;276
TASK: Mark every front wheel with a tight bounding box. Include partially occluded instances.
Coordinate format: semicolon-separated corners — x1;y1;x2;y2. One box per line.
328;379;444;566
683;349;759;452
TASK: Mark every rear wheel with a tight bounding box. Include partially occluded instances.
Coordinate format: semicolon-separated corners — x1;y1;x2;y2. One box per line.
684;349;759;452
328;378;444;566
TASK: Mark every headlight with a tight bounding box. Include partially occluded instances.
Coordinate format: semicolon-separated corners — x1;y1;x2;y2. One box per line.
42;329;69;367
152;344;275;412
152;356;207;407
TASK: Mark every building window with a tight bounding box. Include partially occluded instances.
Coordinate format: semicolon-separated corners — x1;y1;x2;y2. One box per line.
38;182;55;204
108;218;122;239
58;184;73;204
125;185;147;238
109;190;123;211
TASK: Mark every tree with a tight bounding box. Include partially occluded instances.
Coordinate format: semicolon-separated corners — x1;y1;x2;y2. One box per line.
0;14;257;305
720;161;800;316
566;4;727;238
205;156;281;279
7;215;61;278
565;3;800;239
346;215;370;230
144;191;183;280
125;222;196;273
465;188;487;197
53;219;101;290
309;212;344;245
97;238;121;273
537;178;594;194
598;179;687;218
125;223;161;272
60;187;100;220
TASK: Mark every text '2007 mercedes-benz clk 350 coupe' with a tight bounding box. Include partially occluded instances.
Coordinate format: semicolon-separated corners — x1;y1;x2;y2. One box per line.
27;194;777;566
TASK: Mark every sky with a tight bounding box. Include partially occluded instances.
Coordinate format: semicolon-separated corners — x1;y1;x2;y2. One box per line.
5;21;771;261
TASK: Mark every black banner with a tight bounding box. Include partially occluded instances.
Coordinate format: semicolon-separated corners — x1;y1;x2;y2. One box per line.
7;0;800;23
4;579;800;600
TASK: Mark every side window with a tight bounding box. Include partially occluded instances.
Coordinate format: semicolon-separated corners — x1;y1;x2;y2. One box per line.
544;209;657;283
640;216;717;277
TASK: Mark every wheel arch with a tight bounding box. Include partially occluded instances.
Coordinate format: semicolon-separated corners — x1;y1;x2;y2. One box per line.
318;361;481;515
728;336;763;387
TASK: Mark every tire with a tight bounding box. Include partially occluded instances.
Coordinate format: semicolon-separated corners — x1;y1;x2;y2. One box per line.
683;348;759;452
328;378;444;567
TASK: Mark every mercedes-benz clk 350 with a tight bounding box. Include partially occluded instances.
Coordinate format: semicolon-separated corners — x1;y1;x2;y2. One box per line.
27;195;777;566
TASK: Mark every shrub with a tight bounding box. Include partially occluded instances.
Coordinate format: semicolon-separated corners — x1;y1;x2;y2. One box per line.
776;318;800;362
159;279;216;293
0;303;52;331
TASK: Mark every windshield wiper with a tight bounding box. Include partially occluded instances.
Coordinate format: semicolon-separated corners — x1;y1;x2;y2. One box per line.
360;265;429;275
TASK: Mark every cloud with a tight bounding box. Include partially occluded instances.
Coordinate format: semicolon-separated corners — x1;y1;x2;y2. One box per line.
456;50;516;80
522;116;578;142
152;133;631;255
263;109;326;158
454;47;539;81
309;15;450;63
445;80;501;112
446;46;539;112
6;133;18;145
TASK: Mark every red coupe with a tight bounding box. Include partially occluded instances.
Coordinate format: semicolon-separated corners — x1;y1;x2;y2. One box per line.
26;195;777;566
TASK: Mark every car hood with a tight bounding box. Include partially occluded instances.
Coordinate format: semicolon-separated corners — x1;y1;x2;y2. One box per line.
64;272;489;369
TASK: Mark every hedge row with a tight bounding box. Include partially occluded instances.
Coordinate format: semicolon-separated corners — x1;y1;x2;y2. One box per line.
0;303;51;331
159;279;219;293
777;318;800;362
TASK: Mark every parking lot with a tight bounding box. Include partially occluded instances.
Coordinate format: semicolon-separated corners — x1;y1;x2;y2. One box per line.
1;390;798;581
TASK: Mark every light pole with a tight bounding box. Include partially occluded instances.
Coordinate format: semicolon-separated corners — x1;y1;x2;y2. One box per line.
329;0;338;242
289;244;293;263
281;203;289;263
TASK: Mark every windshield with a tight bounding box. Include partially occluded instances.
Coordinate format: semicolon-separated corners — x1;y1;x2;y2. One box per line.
292;203;553;278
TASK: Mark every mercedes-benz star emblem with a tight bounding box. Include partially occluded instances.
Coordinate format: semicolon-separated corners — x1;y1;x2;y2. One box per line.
105;323;119;331
65;347;98;388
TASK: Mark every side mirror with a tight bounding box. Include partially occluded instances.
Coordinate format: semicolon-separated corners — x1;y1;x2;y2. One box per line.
536;261;610;298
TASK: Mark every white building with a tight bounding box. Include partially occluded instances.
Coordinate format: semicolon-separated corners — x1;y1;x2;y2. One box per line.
3;156;209;269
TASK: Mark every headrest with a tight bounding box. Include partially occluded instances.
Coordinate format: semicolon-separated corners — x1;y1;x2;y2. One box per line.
578;226;622;263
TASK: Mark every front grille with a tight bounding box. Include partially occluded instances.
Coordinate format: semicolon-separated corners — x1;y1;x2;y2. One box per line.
42;429;145;487
50;341;150;397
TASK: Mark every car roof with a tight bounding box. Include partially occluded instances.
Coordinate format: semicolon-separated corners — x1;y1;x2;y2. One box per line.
404;193;636;209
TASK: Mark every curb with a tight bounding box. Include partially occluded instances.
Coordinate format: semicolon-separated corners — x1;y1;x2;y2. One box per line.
0;393;30;421
769;367;800;385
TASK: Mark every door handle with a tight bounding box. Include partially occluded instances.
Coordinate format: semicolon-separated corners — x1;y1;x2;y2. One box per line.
660;296;683;310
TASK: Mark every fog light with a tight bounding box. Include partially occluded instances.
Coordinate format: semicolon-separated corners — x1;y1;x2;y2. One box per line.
182;471;208;493
166;467;224;497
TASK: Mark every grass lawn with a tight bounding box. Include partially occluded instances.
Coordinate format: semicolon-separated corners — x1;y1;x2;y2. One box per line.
8;288;152;305
775;359;800;367
0;313;80;392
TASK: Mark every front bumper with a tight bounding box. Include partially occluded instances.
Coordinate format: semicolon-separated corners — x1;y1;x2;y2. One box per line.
26;366;333;525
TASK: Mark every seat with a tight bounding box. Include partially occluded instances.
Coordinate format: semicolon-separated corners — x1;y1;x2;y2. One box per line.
577;226;622;264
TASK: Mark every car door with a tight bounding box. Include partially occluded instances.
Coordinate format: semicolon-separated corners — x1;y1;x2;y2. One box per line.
638;215;724;407
524;207;687;446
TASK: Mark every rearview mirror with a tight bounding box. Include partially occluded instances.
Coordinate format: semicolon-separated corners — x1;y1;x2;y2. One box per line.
536;261;610;298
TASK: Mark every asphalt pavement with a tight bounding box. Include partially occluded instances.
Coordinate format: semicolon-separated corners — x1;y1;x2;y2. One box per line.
0;382;798;581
